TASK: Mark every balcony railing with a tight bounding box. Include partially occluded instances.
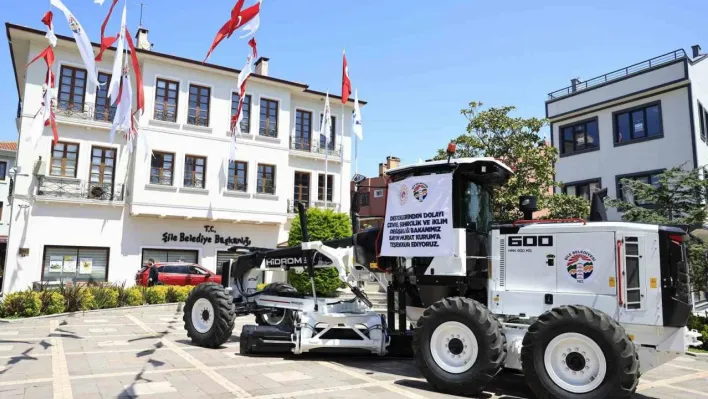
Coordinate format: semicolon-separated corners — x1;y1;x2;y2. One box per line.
256;181;276;195
54;101;116;122
287;199;340;213
547;49;687;100
226;181;247;192
289;137;343;158
187;108;209;127
154;107;178;123
259;123;278;138
37;176;124;202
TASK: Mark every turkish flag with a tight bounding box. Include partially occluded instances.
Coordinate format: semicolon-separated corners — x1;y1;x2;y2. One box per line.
341;52;351;104
204;0;261;62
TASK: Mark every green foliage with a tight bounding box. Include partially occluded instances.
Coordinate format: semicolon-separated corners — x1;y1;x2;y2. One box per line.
435;101;555;221
288;268;341;297
287;207;351;295
606;166;708;291
288;207;352;246
60;285;95;312
124;287;144;306
166;286;194;303
542;194;591;220
144;286;168;304
89;287;119;309
1;291;41;318
256;283;267;291
40;291;66;315
688;314;708;351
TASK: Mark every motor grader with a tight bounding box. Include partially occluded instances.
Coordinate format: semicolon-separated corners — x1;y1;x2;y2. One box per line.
183;153;700;398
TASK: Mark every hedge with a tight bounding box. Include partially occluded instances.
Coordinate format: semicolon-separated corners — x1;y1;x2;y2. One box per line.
0;283;197;319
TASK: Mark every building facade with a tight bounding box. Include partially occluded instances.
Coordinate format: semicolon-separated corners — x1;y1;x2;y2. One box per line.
546;46;707;219
351;156;399;230
2;23;361;293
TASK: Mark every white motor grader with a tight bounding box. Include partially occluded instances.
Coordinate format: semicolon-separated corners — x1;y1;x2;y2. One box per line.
183;151;701;398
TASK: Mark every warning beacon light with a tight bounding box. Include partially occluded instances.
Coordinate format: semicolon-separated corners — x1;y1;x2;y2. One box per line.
446;141;456;163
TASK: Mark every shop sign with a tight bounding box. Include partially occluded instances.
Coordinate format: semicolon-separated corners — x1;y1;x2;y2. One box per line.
162;225;252;247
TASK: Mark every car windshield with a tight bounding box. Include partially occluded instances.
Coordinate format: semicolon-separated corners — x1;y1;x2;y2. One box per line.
460;180;493;234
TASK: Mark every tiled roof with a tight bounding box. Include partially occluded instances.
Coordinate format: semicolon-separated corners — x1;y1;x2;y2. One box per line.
0;142;17;152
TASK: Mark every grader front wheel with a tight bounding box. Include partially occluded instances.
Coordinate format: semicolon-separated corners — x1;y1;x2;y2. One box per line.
413;297;507;395
183;283;236;348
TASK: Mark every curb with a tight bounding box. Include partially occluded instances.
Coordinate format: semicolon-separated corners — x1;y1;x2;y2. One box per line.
0;302;184;323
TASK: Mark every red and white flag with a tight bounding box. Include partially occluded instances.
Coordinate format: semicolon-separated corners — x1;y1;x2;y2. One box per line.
229;56;253;160
95;0;119;62
50;0;101;87
341;51;351;104
204;0;262;62
41;11;57;47
110;73;133;143
108;3;127;105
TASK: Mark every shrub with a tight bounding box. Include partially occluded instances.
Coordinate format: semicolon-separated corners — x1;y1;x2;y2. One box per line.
60;285;95;312
124;287;144;306
288;268;342;297
1;290;41;318
176;286;194;302
145;286;168;304
90;287;119;309
40;291;65;315
288;207;351;296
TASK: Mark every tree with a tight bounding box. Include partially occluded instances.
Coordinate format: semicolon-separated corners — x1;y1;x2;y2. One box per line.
287;208;352;296
435;101;589;220
606;166;708;291
543;194;591;220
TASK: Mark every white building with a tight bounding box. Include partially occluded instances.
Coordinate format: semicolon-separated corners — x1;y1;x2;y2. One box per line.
2;23;361;293
546;46;708;219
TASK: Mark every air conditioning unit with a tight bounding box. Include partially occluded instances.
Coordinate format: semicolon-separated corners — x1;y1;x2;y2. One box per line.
33;158;45;177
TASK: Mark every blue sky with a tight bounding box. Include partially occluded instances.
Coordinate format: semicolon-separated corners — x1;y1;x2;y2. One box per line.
1;0;707;179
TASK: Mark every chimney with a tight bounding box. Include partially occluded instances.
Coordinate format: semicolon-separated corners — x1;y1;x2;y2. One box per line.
255;57;269;76
378;163;385;177
570;78;581;93
386;156;400;170
693;45;702;58
135;27;152;51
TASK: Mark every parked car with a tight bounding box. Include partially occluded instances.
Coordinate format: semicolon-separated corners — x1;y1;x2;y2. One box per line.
135;262;221;286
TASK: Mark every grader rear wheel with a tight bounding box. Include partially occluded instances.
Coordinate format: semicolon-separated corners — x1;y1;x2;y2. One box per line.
413;297;507;395
521;305;639;399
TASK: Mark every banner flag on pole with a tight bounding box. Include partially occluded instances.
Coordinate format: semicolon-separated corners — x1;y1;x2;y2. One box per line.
352;89;363;140
107;3;127;105
341;51;351;104
50;0;101;87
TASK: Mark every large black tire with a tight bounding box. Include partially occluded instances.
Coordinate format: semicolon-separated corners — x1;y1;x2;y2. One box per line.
413;297;507;395
255;282;296;328
183;282;235;348
521;305;639;399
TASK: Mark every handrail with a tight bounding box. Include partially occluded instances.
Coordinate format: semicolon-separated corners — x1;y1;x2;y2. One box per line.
548;49;687;100
617;240;624;306
512;218;587;227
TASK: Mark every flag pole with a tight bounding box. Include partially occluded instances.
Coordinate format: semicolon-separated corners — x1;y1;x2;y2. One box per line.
355;133;358;174
340;101;344;213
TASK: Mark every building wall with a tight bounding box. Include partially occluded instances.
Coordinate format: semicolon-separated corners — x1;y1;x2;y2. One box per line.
551;86;693;219
0;151;16;236
3;30;355;293
547;60;687;118
688;58;708;168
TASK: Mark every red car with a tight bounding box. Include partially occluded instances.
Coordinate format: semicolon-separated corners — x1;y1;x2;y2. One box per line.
135;262;221;286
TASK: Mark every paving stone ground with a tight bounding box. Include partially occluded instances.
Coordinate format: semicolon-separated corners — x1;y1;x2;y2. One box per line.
0;306;706;398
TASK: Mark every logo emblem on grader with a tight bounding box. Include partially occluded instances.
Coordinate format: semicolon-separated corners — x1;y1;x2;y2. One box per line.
565;250;596;283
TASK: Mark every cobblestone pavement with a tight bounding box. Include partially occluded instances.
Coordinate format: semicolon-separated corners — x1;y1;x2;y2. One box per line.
0;305;707;398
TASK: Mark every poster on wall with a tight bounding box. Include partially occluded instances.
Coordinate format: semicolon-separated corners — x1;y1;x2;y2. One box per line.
62;256;77;273
79;258;93;275
380;172;454;257
49;256;63;273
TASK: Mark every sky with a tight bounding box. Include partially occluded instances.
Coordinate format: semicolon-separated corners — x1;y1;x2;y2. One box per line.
1;0;708;179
